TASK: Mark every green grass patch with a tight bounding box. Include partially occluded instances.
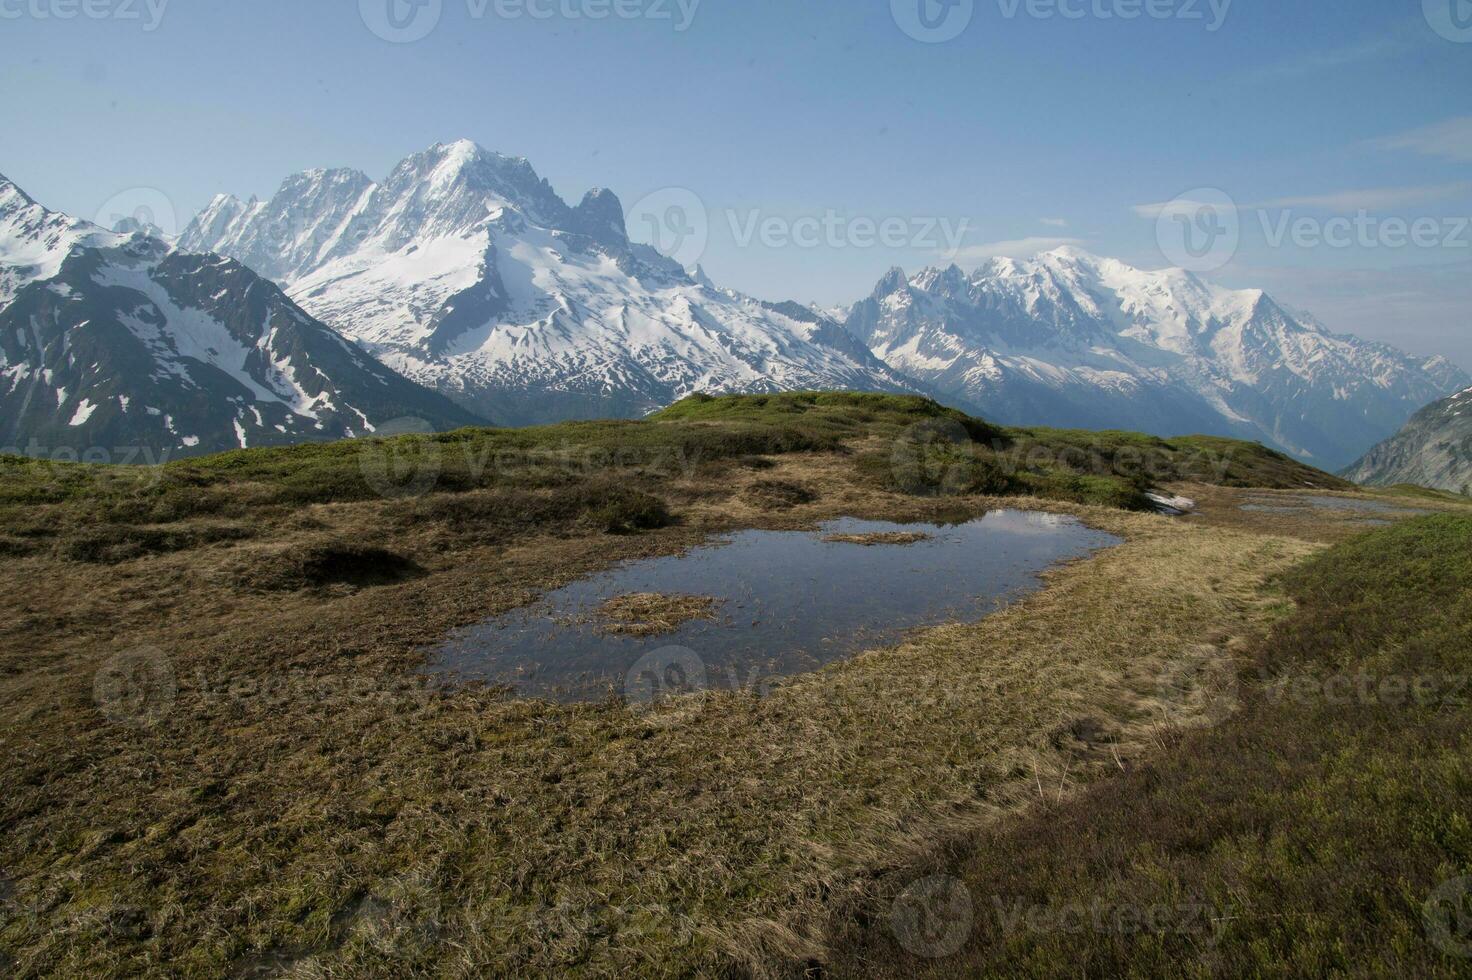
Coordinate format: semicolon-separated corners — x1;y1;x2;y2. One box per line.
0;393;1346;562
832;513;1472;977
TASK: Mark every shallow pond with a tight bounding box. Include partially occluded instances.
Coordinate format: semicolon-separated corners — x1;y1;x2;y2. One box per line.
425;511;1120;702
1241;494;1432;517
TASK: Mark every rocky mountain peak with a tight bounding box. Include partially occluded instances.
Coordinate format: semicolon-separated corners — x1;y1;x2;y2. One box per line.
568;187;628;249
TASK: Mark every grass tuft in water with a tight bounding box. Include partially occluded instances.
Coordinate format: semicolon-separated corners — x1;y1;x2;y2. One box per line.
591;593;724;637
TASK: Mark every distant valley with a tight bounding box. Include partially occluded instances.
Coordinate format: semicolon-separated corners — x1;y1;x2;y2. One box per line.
1344;385;1472;493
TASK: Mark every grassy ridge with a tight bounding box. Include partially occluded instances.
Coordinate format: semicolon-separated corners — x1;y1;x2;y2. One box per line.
657;393;1348;501
833;514;1472;977
0;392;1343;565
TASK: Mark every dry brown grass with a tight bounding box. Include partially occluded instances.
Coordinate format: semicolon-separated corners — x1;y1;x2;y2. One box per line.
743;478;820;510
0;431;1420;976
1180;481;1472;544
821;532;933;547
827;512;1472;979
589;592;723;637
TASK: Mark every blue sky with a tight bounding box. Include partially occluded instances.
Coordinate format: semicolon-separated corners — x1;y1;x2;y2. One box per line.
2;0;1470;368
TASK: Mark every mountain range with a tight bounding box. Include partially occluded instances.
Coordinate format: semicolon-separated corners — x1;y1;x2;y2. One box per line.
1343;386;1472;494
179;140;913;427
4;140;1467;468
843;249;1467;469
0;173;480;460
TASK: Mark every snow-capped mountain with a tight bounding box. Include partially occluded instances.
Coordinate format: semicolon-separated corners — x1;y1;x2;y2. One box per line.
170;144;1464;464
1343;386;1472;494
844;248;1469;468
0;174;483;459
181;140;915;426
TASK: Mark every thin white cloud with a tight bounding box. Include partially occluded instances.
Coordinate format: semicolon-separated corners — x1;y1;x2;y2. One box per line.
1238;25;1421;85
1375;116;1472;163
947;237;1087;263
1132;199;1217;220
1251;182;1472;211
1039;217;1068;228
1133;183;1472;219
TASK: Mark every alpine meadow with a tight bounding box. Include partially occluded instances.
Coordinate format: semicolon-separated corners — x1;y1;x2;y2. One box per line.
3;2;1472;977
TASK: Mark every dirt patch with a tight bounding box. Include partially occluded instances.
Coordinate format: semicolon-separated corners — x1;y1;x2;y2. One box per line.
590;592;724;637
744;479;819;510
231;542;425;592
0;534;41;558
586;488;672;534
1181;482;1472;544
735;455;778;470
822;531;933;546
